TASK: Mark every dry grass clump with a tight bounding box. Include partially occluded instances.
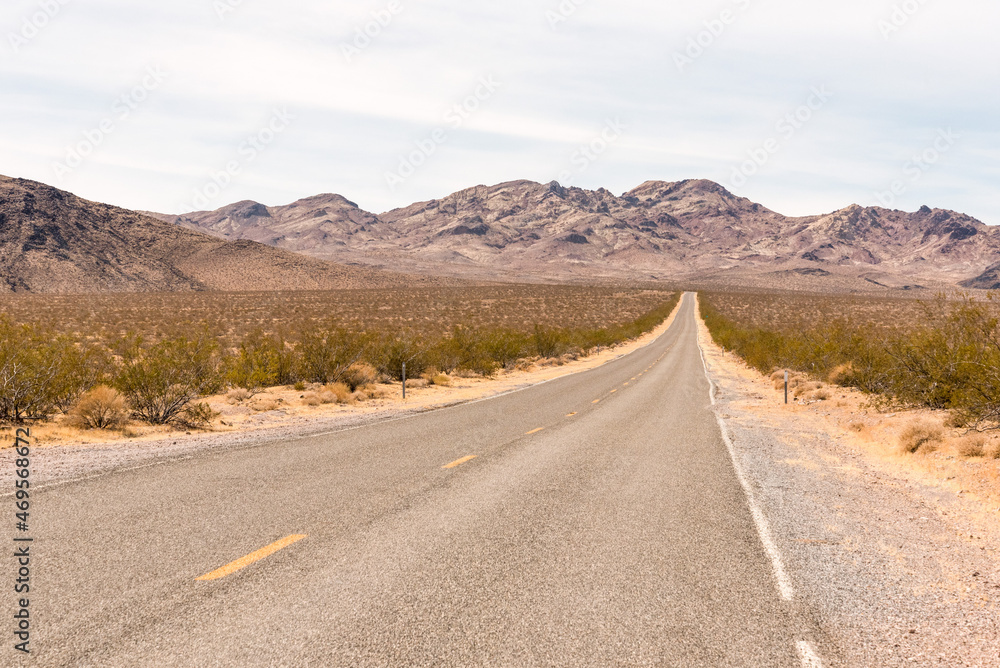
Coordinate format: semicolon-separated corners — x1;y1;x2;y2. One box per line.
322;382;352;404
341;363;378;391
301;392;321;407
898;421;945;454
249;395;279;412
405;378;429;388
68;385;129;430
226;388;251;404
174;402;219;429
955;433;987;458
421;368;452;386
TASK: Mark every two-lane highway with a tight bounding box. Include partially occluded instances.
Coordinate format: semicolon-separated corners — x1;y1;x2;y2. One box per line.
25;293;828;666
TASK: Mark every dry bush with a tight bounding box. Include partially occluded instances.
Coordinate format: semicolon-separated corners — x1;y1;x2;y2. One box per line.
322;382;352;404
249;395;279;412
342;363;378;391
811;389;830;401
405;378;429;388
955;434;987;458
301;392;321;407
349;390;368;403
827;363;854;385
69;385;129;430
174;402;219;429
429;374;451;387
293;381;307;391
226;388;251;404
984;440;1000;460
898;421;944;454
848;421;866;432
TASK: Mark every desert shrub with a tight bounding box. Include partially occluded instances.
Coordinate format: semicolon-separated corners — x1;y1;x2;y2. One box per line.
293;381;307;391
701;291;1000;429
0;317;103;423
112;331;221;425
226;388;251;403
429;373;451;386
341;362;378;391
532;325;572;358
482;329;529;370
955;434;987;458
226;329;291;395
897;421;944;454
173;402;219;429
369;332;430;380
322;382;351;403
295;325;367;384
69;385;129;429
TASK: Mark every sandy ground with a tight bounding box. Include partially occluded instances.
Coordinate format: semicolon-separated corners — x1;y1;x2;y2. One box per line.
696;297;1000;666
0;300;683;487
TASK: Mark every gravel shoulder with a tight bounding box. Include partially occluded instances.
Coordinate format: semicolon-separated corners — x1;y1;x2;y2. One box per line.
696;299;1000;667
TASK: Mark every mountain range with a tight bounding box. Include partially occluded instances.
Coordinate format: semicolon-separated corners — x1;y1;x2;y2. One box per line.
1;173;997;294
0;176;449;293
151;178;1000;292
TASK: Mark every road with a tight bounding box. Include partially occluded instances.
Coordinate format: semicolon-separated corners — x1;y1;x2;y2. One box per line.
24;293;830;666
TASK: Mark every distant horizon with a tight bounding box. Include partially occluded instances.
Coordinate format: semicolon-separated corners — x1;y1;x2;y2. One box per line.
4;171;992;225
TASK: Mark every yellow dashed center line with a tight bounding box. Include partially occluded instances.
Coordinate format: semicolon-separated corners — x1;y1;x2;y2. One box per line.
443;455;477;469
525;427;544;435
610;389;617;393
196;534;307;581
623;382;629;386
592;399;600;404
566;412;577;417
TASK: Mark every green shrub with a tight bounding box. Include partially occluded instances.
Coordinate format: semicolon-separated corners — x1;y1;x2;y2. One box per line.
700;291;1000;429
112;331;221;425
0;317;101;423
226;329;289;394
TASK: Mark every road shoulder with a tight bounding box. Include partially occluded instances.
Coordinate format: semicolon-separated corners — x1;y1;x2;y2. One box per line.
695;297;1000;667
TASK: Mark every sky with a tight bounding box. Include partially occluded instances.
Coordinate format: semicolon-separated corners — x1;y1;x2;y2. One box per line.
1;0;998;222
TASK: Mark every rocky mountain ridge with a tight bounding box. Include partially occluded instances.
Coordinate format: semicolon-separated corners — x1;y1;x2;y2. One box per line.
151;178;1000;290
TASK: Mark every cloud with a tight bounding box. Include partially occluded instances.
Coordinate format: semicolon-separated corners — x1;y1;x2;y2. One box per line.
0;0;997;223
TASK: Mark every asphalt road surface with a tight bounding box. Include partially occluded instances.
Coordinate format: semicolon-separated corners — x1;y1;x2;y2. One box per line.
24;293;831;666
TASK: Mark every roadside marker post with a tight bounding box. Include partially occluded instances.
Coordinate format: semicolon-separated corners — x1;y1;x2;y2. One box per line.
402;362;406;400
784;370;788;404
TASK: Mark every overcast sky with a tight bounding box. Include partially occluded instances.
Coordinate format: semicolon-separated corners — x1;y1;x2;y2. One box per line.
1;0;997;222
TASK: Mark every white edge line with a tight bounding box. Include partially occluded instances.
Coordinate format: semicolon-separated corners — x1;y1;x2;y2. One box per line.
797;640;824;667
693;294;796;602
6;295;688;497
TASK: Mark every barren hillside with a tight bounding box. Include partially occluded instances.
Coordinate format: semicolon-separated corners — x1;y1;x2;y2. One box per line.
0;176;450;293
152;179;1000;291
